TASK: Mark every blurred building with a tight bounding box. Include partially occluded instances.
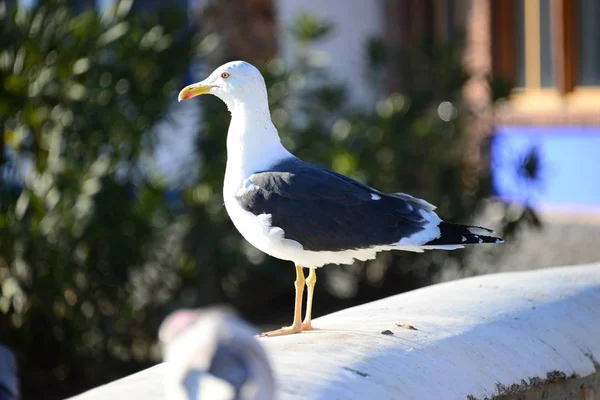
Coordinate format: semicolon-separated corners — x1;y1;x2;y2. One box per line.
372;0;600;271
488;0;600;215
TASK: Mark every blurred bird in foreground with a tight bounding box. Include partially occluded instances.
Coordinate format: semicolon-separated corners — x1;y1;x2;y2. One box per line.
178;61;503;337
159;308;275;400
0;345;18;400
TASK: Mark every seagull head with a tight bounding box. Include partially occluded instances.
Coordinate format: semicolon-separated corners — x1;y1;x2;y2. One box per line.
178;61;267;108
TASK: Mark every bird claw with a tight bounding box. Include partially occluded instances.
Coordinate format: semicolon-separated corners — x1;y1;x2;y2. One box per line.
259;325;302;337
301;321;313;331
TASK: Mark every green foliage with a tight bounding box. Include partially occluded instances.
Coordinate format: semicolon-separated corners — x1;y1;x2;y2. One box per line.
0;1;194;397
288;12;334;43
487;74;515;103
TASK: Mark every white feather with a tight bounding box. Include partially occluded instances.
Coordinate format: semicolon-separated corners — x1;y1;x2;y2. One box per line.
395;208;442;246
467;227;493;235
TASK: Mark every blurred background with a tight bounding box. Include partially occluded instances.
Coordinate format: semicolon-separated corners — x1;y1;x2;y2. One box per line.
0;0;599;398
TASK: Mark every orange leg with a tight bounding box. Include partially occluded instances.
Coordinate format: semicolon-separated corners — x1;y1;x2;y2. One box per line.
261;265;305;337
302;268;317;331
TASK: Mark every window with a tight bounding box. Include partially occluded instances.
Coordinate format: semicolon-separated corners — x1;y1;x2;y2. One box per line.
539;0;554;87
577;0;600;85
434;0;467;43
492;0;600;93
513;0;526;87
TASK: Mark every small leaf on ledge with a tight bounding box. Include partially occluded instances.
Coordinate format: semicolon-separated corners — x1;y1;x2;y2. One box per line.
395;323;418;330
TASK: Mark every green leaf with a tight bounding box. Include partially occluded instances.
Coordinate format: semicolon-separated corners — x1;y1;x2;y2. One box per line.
288;12;334;42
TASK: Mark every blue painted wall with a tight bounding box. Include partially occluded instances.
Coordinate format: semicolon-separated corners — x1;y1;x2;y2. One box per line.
491;126;600;211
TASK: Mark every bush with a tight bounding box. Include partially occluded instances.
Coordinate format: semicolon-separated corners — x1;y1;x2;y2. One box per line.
0;1;194;397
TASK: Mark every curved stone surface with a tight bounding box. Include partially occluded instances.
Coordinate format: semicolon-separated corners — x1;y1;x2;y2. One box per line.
71;263;600;400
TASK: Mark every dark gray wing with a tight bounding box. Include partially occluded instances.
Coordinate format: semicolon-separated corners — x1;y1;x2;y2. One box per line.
235;158;434;252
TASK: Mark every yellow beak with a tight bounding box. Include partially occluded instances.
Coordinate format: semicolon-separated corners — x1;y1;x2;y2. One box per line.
178;82;216;102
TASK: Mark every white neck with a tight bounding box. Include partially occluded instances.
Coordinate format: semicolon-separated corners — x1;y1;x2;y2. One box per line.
224;94;292;181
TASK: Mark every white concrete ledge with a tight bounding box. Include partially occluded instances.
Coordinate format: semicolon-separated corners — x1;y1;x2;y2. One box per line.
72;263;600;399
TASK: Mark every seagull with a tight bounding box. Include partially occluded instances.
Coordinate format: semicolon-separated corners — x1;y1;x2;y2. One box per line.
178;61;503;337
159;307;275;400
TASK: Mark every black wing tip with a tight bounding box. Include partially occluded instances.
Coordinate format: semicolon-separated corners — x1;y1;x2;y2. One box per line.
467;225;495;234
465;234;505;244
426;222;504;246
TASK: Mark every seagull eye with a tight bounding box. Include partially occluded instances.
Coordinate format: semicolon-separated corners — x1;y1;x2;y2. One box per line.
220;72;231;79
